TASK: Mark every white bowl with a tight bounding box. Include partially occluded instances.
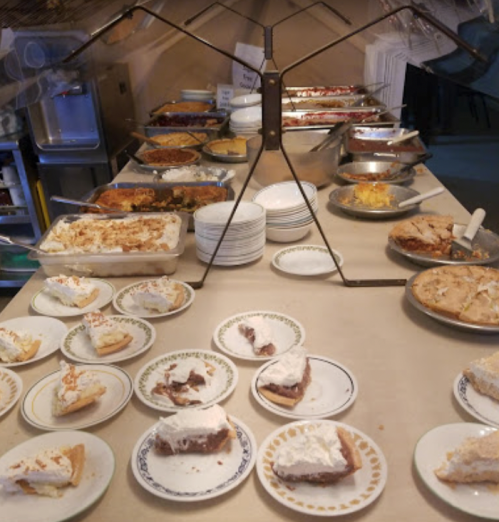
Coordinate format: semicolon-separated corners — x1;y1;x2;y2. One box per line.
230;93;262;108
253;181;317;211
230;107;262;125
266;223;312;243
181;89;214;101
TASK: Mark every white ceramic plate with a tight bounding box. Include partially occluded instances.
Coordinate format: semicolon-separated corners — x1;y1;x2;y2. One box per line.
0;430;115;522
134;350;238;412
21;364;133;431
272;245;344;276
0;367;22;418
61;315;156;364
257;420;387;516
414;423;499;519
213;310;306;361
251;355;357;420
31;279;116;317
112;279;195;319
454;373;499;428
0;317;67;368
131;415;256;501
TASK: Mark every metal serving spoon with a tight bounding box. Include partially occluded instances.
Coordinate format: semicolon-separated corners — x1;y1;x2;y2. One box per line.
0;235;46;254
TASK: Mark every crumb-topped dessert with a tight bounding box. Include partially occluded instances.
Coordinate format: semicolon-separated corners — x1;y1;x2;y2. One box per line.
0;444;85;497
351;182;394;208
151;132;209;147
53;361;106;417
154;404;235;455
464;351;499;401
152;359;215;406
132;277;186;313
82;310;132;356
40;214;182;254
238;316;276;356
140;148;200;167
258;346;311;407
272;425;362;483
44;275;99;308
0;327;40;363
435;430;499;483
411;265;499;325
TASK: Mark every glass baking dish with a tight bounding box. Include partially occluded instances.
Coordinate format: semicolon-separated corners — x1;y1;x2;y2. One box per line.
28;212;189;277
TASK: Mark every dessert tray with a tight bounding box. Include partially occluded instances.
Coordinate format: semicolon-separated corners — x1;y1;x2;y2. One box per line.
414;423;499;519
0;317;67;368
213;310;306;361
21;364;133;431
405;273;499;334
0;367;22;418
131;415;256;502
251;355;357;419
272;245;343;276
256;420;387;516
113;279;195;319
389;224;499;267
61;315;156;363
134;350;238;412
0;430;115;522
454;373;499;428
31;279;116;317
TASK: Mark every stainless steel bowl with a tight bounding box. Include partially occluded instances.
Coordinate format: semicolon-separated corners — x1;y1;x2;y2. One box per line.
336;161;415;185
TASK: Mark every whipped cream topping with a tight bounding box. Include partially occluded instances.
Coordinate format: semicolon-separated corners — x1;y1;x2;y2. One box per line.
0;447;73;496
161;166;233;182
166;359;212;385
156;405;231;452
132;277;182;312
56;360;103;407
259;346;307;387
239;316;274;351
40;214;182;254
45;275;96;306
82;310;128;350
273;426;348;477
0;327;34;363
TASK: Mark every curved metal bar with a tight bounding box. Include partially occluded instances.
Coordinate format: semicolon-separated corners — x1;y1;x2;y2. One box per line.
281;4;487;78
184;1;264;28
273;1;352;28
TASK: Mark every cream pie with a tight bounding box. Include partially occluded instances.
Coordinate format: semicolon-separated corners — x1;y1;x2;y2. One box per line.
52;361;106;417
154;404;236;455
258;346;311;407
44;275;99;308
132;277;185;313
272;425;362;483
0;444;85;497
0;327;40;363
464;351;499;402
238;316;276;356
435;430;499;483
82;310;132;356
152;359;215;406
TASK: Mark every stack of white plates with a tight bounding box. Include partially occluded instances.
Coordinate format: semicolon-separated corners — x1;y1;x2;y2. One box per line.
229;107;262;137
181;89;215;101
252;181;319;242
194;201;266;266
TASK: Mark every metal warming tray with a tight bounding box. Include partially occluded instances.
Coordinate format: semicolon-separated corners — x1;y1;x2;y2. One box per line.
282;109;398;130
143;111;229;138
283;85;368;97
28;212;189;277
149;99;216;116
281;95;384;111
346;127;428;163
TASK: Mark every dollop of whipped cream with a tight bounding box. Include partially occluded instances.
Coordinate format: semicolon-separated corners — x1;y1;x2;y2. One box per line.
0;327;34;362
166;359;211;385
239;316;274;350
82;310;127;349
56;360;102;407
45;274;96;306
132;277;181;312
259;346;307;387
273;426;348;476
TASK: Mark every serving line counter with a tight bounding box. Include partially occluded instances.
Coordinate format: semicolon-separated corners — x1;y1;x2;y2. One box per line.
0;155;496;522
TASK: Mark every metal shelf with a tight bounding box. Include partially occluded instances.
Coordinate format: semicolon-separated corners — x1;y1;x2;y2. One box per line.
0;214;31;225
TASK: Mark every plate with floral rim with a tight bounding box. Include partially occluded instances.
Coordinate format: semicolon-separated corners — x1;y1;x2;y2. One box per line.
0;367;22;417
272;245;344;276
454;373;499;428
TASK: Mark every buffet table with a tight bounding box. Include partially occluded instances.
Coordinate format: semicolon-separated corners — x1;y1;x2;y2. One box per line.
1;156;496;522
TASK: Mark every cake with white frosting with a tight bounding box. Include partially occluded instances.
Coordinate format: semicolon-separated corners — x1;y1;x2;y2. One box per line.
435;430;499;483
238;316;276;356
0;327;40;363
44;275;99;308
272;425;362;483
132;277;185;313
154;404;236;455
464;351;499;401
0;444;85;497
82;310;132;356
258;346;311;407
152;359;215;406
52;361;106;416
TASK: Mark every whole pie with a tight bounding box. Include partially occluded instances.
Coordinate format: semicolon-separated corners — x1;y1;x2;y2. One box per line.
411;265;499;325
140;148;200;167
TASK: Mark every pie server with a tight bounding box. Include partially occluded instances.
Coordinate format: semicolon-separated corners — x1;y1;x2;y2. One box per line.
451;208;486;259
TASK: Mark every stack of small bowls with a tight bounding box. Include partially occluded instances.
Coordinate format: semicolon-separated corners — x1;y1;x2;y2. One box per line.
229;106;262;137
229;93;262;110
194;201;266;265
252;181;318;243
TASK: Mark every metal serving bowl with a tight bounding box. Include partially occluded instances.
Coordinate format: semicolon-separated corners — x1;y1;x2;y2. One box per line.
336;161;416;185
